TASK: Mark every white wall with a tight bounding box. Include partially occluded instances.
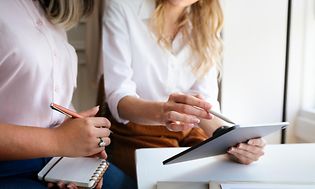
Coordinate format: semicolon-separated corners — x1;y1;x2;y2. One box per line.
68;22;98;112
221;0;289;143
292;0;315;142
286;0;305;143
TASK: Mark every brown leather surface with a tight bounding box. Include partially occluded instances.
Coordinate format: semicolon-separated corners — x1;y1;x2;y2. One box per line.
107;119;208;179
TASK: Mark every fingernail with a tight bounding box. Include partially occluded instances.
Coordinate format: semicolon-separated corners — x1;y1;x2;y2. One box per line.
205;103;211;110
193;118;200;123
228;147;233;153
208;113;213;118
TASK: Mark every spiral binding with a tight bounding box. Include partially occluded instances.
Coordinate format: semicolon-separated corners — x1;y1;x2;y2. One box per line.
89;159;109;187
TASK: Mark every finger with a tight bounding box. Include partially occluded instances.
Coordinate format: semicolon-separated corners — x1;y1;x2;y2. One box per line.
237;143;265;156
86;117;111;128
247;138;266;147
57;181;66;188
228;149;253;164
79;106;100;117
95;137;110;151
228;147;262;163
88;139;107;156
190;92;205;100
194;94;204;100
98;137;111;147
166;122;195;132
99;150;107;159
227;152;252;165
171;103;212;119
169;93;212;110
90;150;108;159
165;111;200;124
187;91;205;99
95;128;111;138
47;183;54;188
96;178;103;189
67;183;78;189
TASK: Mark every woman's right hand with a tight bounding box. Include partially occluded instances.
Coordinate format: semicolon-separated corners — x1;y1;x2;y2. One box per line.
161;93;213;131
53;108;111;158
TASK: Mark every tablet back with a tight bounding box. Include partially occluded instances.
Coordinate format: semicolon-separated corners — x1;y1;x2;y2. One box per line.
163;122;289;165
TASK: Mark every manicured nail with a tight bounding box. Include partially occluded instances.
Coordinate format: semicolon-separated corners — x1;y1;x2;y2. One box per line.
228;147;233;153
193;118;200;123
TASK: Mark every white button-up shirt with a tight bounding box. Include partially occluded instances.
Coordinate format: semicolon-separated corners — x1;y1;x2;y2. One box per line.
0;0;77;128
103;0;220;123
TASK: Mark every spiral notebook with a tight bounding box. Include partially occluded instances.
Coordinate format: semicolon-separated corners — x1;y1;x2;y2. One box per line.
38;157;109;188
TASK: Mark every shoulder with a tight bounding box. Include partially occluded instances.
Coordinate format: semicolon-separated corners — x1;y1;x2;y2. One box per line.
105;0;141;8
0;1;17;22
0;0;23;46
104;0;152;14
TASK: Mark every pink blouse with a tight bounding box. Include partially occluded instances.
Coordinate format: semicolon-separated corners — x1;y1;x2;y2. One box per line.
0;0;77;128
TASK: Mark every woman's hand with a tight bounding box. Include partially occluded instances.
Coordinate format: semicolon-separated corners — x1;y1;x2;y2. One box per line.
161;93;213;131
48;107;108;189
47;178;103;189
53;106;111;158
227;138;266;164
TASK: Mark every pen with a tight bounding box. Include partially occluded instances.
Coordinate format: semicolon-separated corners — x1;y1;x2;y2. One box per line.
50;103;83;118
50;103;113;133
208;109;235;125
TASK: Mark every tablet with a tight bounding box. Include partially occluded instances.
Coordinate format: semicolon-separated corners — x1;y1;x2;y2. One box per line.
163;122;289;165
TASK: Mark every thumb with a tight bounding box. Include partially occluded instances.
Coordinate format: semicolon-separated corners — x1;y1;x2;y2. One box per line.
79;106;99;117
193;93;205;100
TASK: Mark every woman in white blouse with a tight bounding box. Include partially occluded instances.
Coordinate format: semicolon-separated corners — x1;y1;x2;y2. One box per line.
103;0;266;178
0;0;136;189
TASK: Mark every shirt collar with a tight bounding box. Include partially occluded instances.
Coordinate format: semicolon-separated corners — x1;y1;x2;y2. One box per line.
138;0;156;20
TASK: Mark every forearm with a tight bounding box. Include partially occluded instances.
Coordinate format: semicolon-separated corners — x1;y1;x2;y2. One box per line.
118;96;164;125
0;123;59;161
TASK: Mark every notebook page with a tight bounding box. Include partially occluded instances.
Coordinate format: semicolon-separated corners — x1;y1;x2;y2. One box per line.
46;157;103;186
221;183;315;189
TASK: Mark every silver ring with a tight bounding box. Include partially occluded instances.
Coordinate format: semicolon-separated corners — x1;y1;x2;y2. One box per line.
98;137;106;148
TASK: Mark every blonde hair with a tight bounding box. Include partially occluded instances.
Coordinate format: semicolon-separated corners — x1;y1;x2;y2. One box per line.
39;0;94;30
151;0;224;80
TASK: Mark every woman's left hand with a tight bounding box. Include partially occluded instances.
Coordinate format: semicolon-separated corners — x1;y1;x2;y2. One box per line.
227;138;266;165
47;178;103;189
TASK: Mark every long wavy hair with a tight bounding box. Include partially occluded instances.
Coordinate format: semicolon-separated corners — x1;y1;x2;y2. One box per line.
38;0;94;30
151;0;224;79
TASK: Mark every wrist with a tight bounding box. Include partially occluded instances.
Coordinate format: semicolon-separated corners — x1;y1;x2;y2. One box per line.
48;127;65;157
155;101;165;125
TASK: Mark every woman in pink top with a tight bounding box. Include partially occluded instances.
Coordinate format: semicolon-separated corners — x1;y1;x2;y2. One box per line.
0;0;136;189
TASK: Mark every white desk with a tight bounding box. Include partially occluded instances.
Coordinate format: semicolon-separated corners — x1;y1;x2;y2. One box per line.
136;143;315;189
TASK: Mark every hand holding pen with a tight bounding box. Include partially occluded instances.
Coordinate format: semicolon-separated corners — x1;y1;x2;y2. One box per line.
48;103;109;189
51;103;113;134
50;103;111;159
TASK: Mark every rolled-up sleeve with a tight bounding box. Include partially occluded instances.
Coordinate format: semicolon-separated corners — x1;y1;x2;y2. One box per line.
102;1;139;123
190;67;221;112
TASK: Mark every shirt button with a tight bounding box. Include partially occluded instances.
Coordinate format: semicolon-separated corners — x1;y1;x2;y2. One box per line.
36;20;43;26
